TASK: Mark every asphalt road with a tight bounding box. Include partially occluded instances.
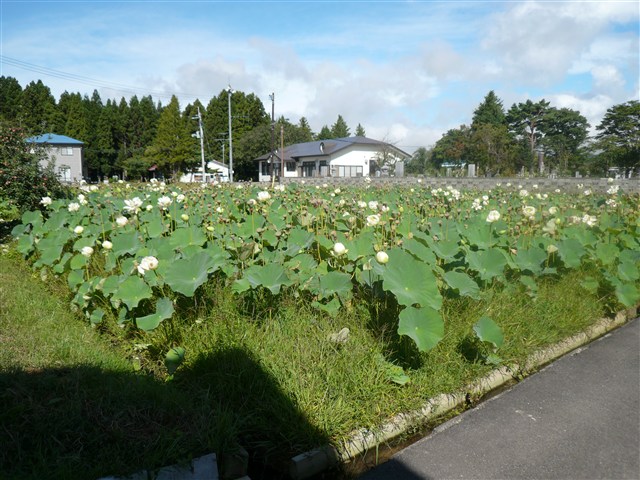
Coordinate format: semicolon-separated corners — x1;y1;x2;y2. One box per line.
359;317;640;480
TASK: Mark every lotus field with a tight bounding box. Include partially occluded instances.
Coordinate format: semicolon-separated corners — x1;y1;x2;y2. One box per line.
11;180;640;360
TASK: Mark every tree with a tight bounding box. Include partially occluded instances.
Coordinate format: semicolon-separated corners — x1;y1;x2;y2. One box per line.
331;115;350;138
405;146;432;175
297;117;314;142
595;101;640;176
468;123;515;176
472;91;506;128
21;80;57;134
144;95;196;178
0;76;23;122
506;99;550;171
317;125;332;140
541;108;589;173
431;125;472;171
355;123;366;137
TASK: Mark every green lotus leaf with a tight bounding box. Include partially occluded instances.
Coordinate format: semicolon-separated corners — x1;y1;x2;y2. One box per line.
427;239;460;261
311;297;342;317
67;268;85;290
136;297;174;331
512;247;547;275
462;221;492;250
144;214;165;238
473;316;504;349
557;238;585;269
615;282;640;308
165;346;186;375
519;275;538;297
383;249;442;310
21;210;43;227
593;243;619;266
443;271;480;299
403;238;437;265
318;271;353;300
283;227;315;256
397;306;444;352
232;277;251;294
112;275;153;310
466;248;507;282
617;261;639;282
89;308;105;325
69;253;88;270
169;225;207;249
163;251;219;297
244;263;291;295
580;276;600;294
111;231;141;257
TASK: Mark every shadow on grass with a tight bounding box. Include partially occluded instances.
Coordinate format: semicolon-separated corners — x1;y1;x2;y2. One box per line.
0;346;330;480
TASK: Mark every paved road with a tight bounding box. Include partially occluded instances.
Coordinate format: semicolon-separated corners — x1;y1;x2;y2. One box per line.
359;318;640;480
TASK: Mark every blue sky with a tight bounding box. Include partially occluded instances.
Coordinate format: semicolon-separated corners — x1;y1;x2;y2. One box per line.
1;0;638;151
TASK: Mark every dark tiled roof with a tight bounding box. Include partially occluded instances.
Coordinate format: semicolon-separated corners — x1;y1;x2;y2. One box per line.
256;136;409;162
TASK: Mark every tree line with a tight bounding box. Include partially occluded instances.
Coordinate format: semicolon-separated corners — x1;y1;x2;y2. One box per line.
0;76;365;181
406;91;639;178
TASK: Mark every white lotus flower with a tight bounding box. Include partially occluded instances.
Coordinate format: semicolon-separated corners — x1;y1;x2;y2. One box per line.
257;191;271;202
368;200;379;211
486;210;501;223
124;197;143;214
116;216;128;227
137;256;159;275
81;246;94;257
157;196;173;210
332;242;348;256
40;196;52;206
176;194;186;203
548;206;558;215
74;225;84;235
366;214;380;227
102;240;113;250
68;202;80;212
376;251;389;264
522;206;536;219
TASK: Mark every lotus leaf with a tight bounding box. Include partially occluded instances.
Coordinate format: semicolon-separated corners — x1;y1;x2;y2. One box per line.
136;297;174;331
383;249;442;310
466;248;507;282
244;263;291;295
473;316;504;349
443;271;480;299
397;306;444;352
164;251;219;297
111;275;153;310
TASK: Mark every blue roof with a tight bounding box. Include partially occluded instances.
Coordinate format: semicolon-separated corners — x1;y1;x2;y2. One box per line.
26;133;84;145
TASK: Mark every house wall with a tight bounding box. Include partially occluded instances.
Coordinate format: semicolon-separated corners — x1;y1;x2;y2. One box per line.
40;145;85;183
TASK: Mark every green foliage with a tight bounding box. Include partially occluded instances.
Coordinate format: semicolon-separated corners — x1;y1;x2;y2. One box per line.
595;100;640;175
472;90;506;128
331;114;350;138
0;122;68;213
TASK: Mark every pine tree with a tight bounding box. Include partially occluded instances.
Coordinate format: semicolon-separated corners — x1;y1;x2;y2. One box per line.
21;80;57;134
472;91;506;128
144;95;196;178
317;125;332;140
0;76;23;122
331;115;350;138
355;123;366;137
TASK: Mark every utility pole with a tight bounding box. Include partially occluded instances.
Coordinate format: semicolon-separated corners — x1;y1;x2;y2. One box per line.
281;124;284;184
227;85;234;183
270;92;275;182
197;107;205;183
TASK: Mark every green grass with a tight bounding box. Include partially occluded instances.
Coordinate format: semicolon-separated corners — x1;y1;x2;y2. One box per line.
0;250;612;479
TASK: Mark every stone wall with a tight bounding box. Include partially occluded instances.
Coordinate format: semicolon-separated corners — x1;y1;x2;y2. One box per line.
275;176;640;193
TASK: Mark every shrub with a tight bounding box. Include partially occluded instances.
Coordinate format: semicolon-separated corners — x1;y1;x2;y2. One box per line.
0;122;69;213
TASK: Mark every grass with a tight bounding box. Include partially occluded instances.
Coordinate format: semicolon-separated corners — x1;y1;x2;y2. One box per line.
0;244;613;480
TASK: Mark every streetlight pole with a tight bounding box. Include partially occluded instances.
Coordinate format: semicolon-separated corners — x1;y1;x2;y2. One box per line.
227;85;234;183
269;92;275;182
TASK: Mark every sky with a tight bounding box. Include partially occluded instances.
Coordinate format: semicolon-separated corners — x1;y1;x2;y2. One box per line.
1;0;638;153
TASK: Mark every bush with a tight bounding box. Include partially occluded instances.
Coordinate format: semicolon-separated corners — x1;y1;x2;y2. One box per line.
0;122;69;214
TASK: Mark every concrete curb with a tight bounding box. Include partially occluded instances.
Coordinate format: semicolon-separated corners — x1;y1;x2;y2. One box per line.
289;306;638;480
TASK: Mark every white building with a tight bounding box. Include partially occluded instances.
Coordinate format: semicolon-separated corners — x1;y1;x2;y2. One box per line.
255;136;410;182
179;160;230;183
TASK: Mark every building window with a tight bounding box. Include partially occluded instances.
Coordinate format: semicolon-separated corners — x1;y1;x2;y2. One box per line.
334;165;363;177
60;146;73;156
58;165;71;182
286;162;296;172
302;161;315;177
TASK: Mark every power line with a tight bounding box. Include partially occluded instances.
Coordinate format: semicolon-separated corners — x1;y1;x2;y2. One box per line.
0;55;207;101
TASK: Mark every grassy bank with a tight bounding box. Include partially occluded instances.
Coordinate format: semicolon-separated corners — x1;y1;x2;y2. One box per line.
0;248;611;479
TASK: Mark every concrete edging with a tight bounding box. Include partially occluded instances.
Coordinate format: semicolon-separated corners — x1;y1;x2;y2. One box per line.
289;306;638;480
